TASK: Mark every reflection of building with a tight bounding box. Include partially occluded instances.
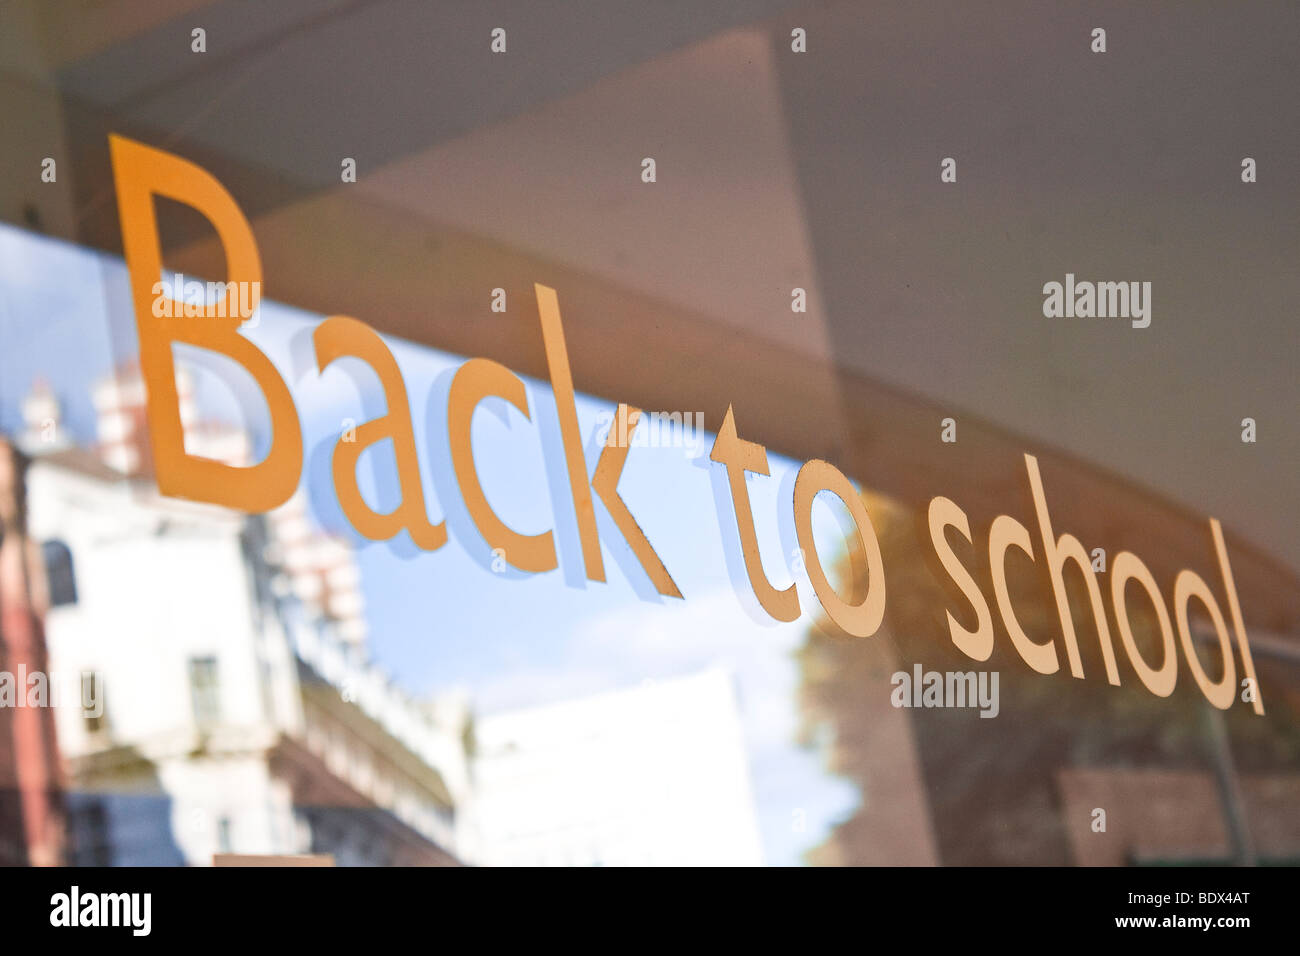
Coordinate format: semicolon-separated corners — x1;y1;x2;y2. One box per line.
20;374;469;866
471;669;763;866
89;364;369;645
0;438;64;866
1057;768;1300;866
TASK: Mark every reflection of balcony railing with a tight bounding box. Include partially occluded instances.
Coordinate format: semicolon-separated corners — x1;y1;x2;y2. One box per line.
284;612;468;804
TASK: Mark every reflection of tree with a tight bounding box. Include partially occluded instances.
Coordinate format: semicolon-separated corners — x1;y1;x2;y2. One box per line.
797;492;1300;865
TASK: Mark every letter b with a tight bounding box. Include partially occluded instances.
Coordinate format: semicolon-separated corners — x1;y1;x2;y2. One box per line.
109;135;302;511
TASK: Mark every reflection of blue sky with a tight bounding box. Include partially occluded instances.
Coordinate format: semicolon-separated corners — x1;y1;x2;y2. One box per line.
0;223;856;866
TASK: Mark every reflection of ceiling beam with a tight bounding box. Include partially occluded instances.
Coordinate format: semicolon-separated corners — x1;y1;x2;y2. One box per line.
1197;627;1300;668
28;0;801;248
29;1;224;70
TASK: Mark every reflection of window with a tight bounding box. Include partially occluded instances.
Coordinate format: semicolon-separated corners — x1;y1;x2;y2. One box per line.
188;657;220;728
41;540;76;607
